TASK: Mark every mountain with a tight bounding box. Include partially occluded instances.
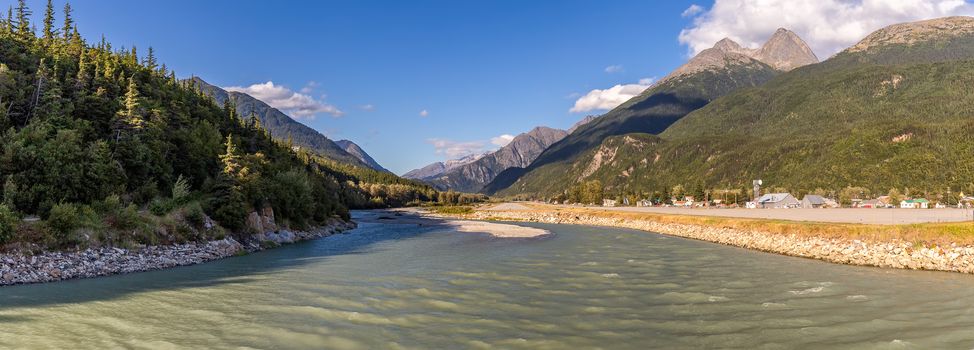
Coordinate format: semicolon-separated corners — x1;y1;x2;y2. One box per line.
423;127;568;193
402;152;487;180
484;29;816;195
189;78;366;167
658;28;817;85
752;28;820;71
501;16;974;201
847;16;974;54
568;115;599;134
335;140;389;173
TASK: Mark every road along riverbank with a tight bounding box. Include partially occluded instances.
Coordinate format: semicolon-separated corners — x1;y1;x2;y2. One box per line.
0;219;356;286
430;205;974;274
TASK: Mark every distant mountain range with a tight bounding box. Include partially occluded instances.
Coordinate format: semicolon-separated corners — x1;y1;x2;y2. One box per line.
403;114;603;193
403;153;488;182
488;16;974;200
189;78;388;172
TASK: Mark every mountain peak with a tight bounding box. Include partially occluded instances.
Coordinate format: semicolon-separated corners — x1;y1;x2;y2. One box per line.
847;16;974;53
713;38;744;53
335;140;390;173
657;29;817;86
753;28;819;71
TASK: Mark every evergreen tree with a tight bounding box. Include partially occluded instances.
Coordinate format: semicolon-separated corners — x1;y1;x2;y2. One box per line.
144;46;157;71
42;0;55;41
220;134;243;178
75;48;89;91
14;0;30;38
62;2;72;40
129;46;138;67
5;6;11;32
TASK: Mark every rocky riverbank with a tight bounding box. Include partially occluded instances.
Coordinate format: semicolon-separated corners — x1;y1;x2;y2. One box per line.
449;209;974;274
0;219;357;286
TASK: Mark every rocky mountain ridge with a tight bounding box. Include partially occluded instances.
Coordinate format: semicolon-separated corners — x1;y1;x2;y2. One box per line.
659;28;818;86
189;78;367;167
334;140;390;173
847;16;974;53
402;152;488;180
424;126;568;192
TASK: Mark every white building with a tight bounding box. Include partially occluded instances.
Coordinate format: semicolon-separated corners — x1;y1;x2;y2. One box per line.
754;193;800;208
900;199;929;209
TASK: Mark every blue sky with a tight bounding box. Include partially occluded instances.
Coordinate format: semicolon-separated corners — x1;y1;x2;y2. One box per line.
17;0;974;174
32;0;696;174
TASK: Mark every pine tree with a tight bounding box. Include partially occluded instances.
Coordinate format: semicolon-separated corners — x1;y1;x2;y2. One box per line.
14;0;30;38
220;135;243;178
144;46;157;71
75;48;89;91
5;6;12;32
123;76;140;116
42;0;55;41
129;46;138;67
113;76;144;131
223;96;237;121
61;2;72;40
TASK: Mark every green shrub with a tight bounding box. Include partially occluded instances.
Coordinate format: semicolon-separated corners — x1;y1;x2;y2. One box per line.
149;197;175;216
111;204;143;230
183;201;205;228
172;175;191;202
47;203;81;240
0;204;18;245
95;194;124;215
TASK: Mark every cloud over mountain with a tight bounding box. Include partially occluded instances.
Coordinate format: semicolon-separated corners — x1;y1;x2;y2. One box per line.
491;134;515;147
679;0;974;58
570;78;654;113
224;81;343;119
426;138;486;159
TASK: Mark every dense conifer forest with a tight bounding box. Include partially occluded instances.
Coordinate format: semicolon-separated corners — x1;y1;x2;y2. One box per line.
0;0;451;249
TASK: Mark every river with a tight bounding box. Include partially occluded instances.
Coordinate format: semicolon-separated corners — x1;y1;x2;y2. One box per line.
1;212;973;349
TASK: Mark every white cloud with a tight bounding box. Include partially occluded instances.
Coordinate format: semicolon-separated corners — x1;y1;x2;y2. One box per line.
419;109;429;117
426;138;486;159
679;0;974;58
570;78;655;113
360;104;375;111
682;4;704;17
224;81;343;119
491;134;515;147
300;81;319;94
604;64;624;73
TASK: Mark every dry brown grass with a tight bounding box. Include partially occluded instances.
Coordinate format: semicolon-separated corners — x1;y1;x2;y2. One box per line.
505;204;974;246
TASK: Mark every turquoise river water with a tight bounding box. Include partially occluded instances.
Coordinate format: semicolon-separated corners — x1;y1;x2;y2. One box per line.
2;212;974;349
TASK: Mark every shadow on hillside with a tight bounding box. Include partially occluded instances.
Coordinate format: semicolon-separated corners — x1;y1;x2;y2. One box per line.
0;210;449;317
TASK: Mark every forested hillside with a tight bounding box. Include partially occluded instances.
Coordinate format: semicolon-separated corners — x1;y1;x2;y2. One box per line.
498;17;974;205
485;48;779;195
189;77;369;167
0;1;437;249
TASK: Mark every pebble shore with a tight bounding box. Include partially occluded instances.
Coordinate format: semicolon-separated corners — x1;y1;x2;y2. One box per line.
0;220;357;286
460;210;974;274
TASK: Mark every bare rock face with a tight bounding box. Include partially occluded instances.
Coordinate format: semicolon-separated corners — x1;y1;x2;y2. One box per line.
402;153;487;180
657;28;819;86
752;28;819;71
426;126;568;193
847;16;974;53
